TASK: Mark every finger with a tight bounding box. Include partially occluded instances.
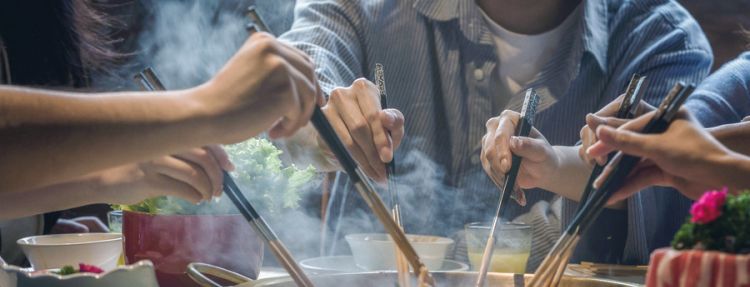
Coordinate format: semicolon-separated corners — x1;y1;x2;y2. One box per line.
205;145;235;171
323;104;382;181
153;174;204;204
594;94;626;116
492;112;520;174
585;113;628;132
353;78;391;163
276;44;320;130
269;65;318;138
174;148;224;198
335;86;386;181
595;125;658;159
271;39;316;82
151;156;213;201
381;109;405;152
508;136;550;162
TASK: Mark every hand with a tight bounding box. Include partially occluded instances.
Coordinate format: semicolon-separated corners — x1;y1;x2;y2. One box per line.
197;32;323;143
99;145;233;205
319;78;405;182
481;110;560;191
578;95;655;166
588;109;732;201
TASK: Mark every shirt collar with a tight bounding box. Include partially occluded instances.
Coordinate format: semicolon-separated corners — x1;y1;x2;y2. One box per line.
413;0;609;71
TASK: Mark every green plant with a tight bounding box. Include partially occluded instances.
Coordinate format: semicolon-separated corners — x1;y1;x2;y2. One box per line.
672;189;750;254
115;138;316;216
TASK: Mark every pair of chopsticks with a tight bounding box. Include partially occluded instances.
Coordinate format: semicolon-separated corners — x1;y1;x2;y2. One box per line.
245;8;435;287
577;74;647;212
528;81;695;287
134;67;315;287
375;63;411;287
475;89;540;287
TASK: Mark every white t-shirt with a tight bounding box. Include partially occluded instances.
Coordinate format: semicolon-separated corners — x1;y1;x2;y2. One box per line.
480;5;582;95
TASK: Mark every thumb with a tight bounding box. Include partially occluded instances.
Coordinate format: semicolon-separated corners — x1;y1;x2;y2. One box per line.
380;109;405;151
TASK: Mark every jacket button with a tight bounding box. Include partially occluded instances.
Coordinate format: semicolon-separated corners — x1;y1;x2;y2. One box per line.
474;69;485;81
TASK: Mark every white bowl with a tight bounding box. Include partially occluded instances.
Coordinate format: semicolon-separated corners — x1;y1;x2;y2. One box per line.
345;233;454;271
17;233;122;271
1;258;158;287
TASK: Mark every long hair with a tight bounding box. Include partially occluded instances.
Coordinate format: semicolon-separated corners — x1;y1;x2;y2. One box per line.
0;0;122;87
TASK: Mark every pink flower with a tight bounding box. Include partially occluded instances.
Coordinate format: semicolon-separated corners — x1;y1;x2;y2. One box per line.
78;263;104;274
690;188;728;224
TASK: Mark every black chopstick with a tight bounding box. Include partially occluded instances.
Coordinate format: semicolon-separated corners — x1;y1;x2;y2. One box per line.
375;63;402;221
577;74;646;211
475;89;540;287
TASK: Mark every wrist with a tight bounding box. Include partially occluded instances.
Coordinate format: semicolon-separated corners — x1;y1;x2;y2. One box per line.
179;84;223;144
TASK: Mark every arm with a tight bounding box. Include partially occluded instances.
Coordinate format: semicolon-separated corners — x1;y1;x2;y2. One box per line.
709;121;750;155
0;33;320;193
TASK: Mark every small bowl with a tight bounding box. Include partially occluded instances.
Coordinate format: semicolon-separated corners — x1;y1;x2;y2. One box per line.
1;259;158;287
345;233;454;271
17;233;123;271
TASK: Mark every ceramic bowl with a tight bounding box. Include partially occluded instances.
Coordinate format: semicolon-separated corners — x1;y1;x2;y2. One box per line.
345;233;454;270
17;233;122;271
0;258;158;287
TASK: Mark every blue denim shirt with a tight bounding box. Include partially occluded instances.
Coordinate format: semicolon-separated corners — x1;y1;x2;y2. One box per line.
281;0;720;266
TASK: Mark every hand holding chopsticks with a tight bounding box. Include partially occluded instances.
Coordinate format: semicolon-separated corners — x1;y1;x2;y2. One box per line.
135;67;316;287
577;74;646;212
245;7;431;286
529;82;695;287
475;89;540;287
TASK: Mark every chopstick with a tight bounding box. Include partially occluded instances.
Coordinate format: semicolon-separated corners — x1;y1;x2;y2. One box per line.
529;82;695;287
222;173;315;287
310;107;435;286
375;63;403;225
243;8;434;286
577;74;646;212
475;89;540;287
375;63;409;287
134;67;315;287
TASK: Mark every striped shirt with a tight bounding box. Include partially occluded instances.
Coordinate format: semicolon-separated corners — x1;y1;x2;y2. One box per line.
281;0;720;267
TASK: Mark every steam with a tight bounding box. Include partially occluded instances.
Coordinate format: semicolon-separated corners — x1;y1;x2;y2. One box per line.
92;0;295;89
93;0;546;273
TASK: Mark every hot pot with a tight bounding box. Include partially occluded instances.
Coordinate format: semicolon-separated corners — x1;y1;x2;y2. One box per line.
187;263;642;287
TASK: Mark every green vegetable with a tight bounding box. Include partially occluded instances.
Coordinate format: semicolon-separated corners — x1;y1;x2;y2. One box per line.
672;191;750;254
114;138;316;216
56;265;76;276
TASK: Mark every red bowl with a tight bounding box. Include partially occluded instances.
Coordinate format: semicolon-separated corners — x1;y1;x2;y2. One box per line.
123;211;263;287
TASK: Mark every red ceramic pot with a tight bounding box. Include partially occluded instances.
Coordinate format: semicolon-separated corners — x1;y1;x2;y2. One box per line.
123;211;264;287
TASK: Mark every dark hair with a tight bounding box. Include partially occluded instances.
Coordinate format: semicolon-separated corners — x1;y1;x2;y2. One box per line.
0;0;122;87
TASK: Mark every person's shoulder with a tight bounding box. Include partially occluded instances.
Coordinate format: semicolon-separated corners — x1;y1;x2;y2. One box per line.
607;0;710;53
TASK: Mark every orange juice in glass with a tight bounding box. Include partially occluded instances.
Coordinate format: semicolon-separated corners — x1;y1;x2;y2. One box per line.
465;222;531;274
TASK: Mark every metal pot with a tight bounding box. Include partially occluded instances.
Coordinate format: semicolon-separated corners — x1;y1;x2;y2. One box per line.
187;263;643;287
